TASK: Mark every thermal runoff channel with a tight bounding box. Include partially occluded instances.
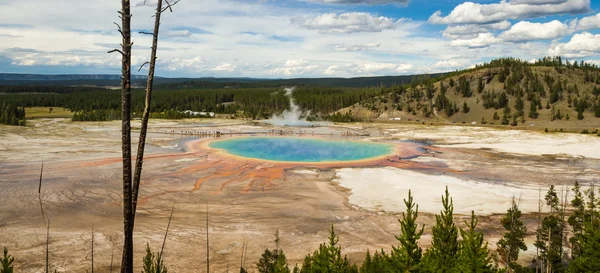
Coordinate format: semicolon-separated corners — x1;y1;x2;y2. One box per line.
209;137;393;162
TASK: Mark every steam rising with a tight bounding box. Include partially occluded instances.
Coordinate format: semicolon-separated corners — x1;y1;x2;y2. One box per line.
268;87;312;126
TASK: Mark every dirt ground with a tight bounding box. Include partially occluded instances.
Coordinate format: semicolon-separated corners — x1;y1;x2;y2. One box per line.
0;119;598;272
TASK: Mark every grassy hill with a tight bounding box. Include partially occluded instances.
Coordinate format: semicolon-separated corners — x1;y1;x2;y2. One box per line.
337;57;600;131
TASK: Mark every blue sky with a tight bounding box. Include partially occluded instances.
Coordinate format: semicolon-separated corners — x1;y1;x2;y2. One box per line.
0;0;599;78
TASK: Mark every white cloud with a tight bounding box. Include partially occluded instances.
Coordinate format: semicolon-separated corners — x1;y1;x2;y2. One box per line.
450;33;500;48
0;0;595;78
165;56;208;71
429;0;590;25
310;0;409;4
268;59;319;76
509;0;569;4
584;60;600;66
325;62;412;76
549;32;600;58
443;21;511;39
165;29;192;38
500;20;570;42
333;43;380;51
432;59;472;70
576;13;600;31
211;63;236;72
295;12;402;34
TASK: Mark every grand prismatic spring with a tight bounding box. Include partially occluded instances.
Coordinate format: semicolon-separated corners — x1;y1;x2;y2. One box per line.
208;137;394;162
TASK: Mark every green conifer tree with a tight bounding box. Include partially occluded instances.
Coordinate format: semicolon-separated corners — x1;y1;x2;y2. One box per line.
299;225;358;273
457;211;496;273
391;190;424;272
257;231;291;273
0;247;14;273
535;185;565;273
142;243;168;273
568;182;585;259
497;198;527;272
421;187;459;273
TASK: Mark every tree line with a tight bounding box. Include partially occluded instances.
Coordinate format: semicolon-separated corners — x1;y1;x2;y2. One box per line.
0;86;383;121
0;102;26;126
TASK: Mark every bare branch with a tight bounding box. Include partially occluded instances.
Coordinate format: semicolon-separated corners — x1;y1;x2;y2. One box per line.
108;49;125;56
160;0;180;13
138;31;156;36
113;22;125;37
138;61;151;72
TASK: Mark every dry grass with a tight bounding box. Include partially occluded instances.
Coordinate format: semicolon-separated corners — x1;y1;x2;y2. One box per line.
26;107;73;118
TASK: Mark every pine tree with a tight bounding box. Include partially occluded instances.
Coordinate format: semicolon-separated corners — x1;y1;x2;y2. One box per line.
142;244;157;273
477;77;484;93
391;190;424;272
142;243;168;273
360;250;372;273
497;198;527;272
360;250;392;273
502;113;509;125
535;185;565;273
568;182;585;259
567;224;600;272
528;101;539;119
457;211;496;273
462;101;470;113
0;247;14;273
422;187;459;273
299;225;358;273
568;184;600;272
257;231;291;273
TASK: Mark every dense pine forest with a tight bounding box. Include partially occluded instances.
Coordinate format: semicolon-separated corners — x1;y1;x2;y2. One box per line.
1;57;600;127
2;183;599;272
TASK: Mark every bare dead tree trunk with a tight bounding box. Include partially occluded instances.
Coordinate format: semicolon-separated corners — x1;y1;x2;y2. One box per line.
38;163;46;226
114;0;133;272
160;204;175;258
46;220;50;273
38;162;43;194
110;246;115;273
91;225;95;273
109;2;180;272
206;201;210;273
131;0;163;222
535;188;543;273
239;238;246;271
560;186;569;265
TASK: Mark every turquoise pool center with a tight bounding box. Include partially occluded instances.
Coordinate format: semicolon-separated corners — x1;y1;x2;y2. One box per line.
209;137;393;162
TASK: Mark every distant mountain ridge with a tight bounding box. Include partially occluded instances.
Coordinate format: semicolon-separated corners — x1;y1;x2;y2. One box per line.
0;73;445;88
0;73;148;81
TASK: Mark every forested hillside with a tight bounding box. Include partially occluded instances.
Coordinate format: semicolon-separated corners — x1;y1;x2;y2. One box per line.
342;57;600;129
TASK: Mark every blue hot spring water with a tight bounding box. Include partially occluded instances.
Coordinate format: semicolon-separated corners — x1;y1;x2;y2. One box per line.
209;137;393;162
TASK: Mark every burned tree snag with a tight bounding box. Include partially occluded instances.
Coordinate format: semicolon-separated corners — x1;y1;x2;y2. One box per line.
109;0;133;272
110;1;180;272
132;0;179;224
